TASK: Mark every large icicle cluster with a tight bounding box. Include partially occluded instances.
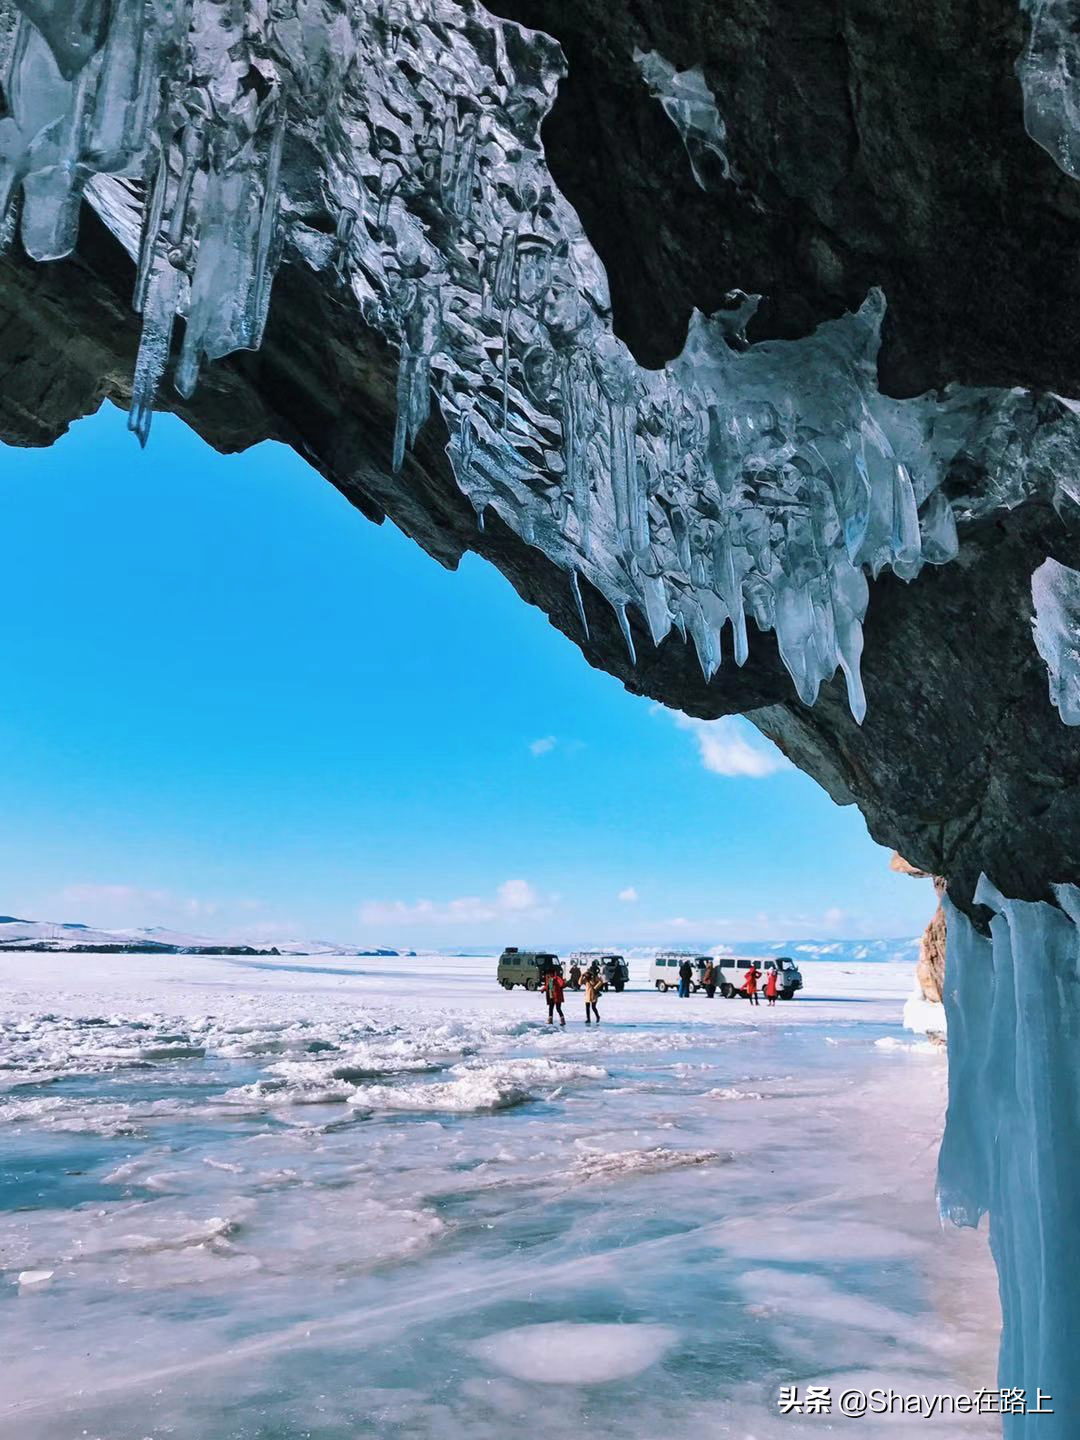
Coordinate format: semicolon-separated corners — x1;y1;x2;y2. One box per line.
0;0;1067;722
938;880;1080;1432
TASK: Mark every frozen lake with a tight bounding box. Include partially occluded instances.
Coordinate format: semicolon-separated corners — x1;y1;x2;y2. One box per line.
0;951;999;1438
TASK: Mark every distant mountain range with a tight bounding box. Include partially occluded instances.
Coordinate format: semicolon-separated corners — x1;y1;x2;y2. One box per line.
0;914;918;963
621;938;921;965
0;916;406;957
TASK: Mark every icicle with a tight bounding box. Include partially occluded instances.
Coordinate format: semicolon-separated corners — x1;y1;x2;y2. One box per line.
439;106;458;201
249;107;286;350
890;461;922;574
133;148;169;312
500;304;512;431
332;206;358;281
377;160;402;231
392;339;412;473
128;255;181;447
561;351;591;553
85;0;161;173
570;570;589;639
491;227;516;306
452;114;477;221
614;600;636;666
712;525;748;665
919;486;959;565
640;571;672;647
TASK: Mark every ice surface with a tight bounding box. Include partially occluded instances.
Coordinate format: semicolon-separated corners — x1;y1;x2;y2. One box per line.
1031;555;1080;724
1;1;1072;721
938;885;1080;1432
0;948;999;1440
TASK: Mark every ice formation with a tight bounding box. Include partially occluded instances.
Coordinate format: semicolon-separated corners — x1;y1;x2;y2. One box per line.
938;880;1080;1432
1031;556;1080;724
633;48;732;188
1016;0;1080;181
0;0;1073;725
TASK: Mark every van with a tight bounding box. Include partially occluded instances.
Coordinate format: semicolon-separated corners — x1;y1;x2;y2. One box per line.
497;947;560;990
570;952;629;992
649;953;803;998
650;952;703;991
713;955;803;1000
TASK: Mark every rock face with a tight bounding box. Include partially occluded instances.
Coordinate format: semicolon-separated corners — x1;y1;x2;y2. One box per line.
1;0;1078;923
891;854;946;1004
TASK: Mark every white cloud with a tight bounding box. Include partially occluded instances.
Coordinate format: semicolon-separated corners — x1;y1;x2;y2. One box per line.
359;878;550;930
529;736;557;756
672;713;790;778
59;883;249;928
498;878;538;911
61;882;173;912
618;887;639;903
635;905;869;942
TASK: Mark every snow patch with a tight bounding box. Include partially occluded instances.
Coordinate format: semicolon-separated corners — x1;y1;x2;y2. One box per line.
470;1321;678;1384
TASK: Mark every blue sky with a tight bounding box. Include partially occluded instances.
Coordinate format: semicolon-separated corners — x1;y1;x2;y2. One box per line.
0;404;935;948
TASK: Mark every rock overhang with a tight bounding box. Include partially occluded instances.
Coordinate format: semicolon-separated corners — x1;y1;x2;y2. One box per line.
0;0;1078;916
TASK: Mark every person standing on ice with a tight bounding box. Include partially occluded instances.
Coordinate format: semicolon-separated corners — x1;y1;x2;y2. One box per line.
764;966;779;1007
678;958;694;997
703;958;717;999
584;970;602;1025
545;967;566;1026
743;963;760;1005
568;960;582;990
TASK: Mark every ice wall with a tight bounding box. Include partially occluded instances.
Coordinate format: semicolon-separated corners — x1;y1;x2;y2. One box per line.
0;0;1074;726
938;881;1080;1431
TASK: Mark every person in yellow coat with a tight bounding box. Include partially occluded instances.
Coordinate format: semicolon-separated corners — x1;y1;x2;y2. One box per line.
584;970;603;1025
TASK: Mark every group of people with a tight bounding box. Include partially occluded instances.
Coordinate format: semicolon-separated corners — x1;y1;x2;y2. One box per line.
545;961;603;1026
679;957;779;1005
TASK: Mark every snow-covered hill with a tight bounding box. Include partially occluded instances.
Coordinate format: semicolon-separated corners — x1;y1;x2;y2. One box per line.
0;916;403;956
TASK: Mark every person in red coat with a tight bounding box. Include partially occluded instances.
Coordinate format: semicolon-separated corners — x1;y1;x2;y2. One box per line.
764;966;779;1006
545;969;566;1026
743;963;760;1006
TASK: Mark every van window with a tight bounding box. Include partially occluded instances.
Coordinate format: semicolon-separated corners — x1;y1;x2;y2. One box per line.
667;958;678;967
764;960;775;969
737;960;750;969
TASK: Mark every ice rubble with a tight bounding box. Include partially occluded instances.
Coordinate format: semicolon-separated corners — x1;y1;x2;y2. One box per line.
1031;556;1080;724
938;881;1080;1432
1;0;1073;723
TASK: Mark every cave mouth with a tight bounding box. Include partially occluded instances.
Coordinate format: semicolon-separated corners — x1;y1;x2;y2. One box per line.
2;0;1080;1430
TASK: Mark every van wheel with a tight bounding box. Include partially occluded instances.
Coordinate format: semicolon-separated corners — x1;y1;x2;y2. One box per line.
780;987;795;1000
501;980;513;990
525;978;537;991
720;983;735;999
655;980;668;992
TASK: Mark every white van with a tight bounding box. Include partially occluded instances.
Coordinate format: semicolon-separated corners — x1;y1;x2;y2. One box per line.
650;952;704;991
713;955;803;999
650;953;803;998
